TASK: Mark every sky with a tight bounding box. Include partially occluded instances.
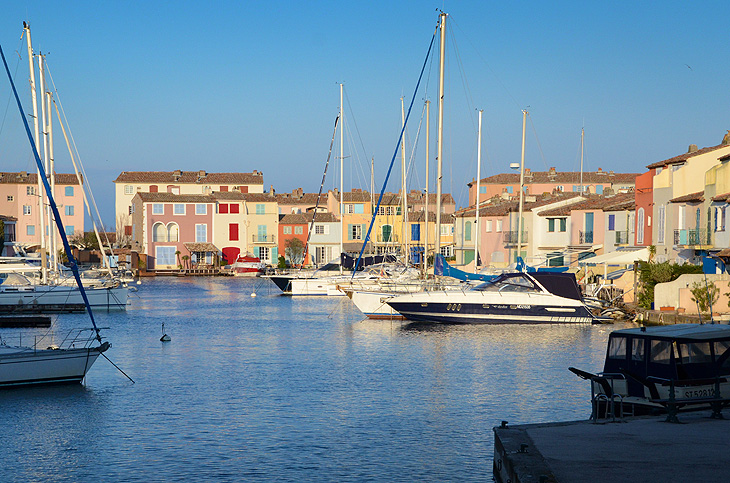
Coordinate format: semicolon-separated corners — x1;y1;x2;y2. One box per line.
0;1;728;228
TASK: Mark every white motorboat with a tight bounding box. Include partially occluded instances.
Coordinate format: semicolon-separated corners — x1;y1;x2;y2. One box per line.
386;271;596;324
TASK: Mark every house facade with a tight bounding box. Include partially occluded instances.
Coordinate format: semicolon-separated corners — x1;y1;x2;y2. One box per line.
0;172;84;246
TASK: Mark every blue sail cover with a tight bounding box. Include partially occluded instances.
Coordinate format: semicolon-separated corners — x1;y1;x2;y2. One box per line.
434;255;497;282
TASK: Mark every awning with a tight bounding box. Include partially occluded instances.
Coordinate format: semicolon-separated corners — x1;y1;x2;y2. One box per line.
184;242;220;253
579;247;649;266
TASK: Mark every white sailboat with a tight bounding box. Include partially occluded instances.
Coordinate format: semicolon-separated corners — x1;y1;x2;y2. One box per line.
0;30;110;386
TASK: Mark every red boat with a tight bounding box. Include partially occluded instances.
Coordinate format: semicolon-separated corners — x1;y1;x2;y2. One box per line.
231;254;265;277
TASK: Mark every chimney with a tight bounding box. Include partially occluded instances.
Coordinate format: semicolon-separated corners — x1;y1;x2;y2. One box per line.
722;131;730;146
688;144;699;153
270;184;275;194
548;166;557;181
609;170;615;177
198;170;206;178
597;167;606;175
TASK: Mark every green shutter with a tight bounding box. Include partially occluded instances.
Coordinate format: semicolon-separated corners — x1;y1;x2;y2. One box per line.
361;224;367;240
272;247;278;263
348;224;353;241
253;247;260;258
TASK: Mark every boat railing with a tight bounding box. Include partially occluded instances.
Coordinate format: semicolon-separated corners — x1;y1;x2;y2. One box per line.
0;327;108;352
590;372;628;422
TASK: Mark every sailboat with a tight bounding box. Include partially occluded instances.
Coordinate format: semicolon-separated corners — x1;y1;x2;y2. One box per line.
0;35;109;386
0;24;129;313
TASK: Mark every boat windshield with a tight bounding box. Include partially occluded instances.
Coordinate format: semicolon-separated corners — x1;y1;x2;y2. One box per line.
473;273;540;293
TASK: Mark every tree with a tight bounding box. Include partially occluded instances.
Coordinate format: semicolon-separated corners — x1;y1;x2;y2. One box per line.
116;213;132;248
181;255;190;270
690;281;719;315
285;238;306;266
70;231;100;250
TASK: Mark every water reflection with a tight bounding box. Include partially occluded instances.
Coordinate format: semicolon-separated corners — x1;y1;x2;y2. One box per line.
0;278;626;481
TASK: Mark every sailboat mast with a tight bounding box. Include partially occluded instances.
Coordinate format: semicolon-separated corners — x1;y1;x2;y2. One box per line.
47;90;57;273
23;23;47;283
424;100;430;274
339;83;344;273
580;127;584;196
38;53;55;275
474;109;482;272
517;109;527;265
435;12;446;258
400;97;408;262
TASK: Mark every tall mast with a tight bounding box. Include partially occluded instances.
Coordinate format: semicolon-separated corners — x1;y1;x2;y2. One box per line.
47;89;57;273
474;109;482;272
424;100;430;274
39;52;55;276
517;109;527;266
339;83;344;273
23;22;47;283
435;12;446;258
580;127;585;196
400;97;408;262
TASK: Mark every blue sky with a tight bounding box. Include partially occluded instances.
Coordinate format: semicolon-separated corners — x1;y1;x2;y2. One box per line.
1;1;728;228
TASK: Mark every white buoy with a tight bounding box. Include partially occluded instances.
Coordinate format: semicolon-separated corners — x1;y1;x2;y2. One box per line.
137;280;142;285
251;293;257;297
160;322;171;342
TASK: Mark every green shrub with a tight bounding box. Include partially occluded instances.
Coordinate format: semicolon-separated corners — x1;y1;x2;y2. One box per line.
637;260;703;309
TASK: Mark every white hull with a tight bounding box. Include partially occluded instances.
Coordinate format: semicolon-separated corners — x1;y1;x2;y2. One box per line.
345;289;405;319
0;342;109;386
0;284;129;311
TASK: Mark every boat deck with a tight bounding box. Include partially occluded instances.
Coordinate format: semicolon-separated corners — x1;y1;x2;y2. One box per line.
494;412;730;482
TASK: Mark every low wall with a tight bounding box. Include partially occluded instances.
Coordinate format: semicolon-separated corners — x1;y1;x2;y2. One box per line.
654;274;730;314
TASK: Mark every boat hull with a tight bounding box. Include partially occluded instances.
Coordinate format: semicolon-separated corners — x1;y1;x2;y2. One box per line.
0;342;109;387
345;289;405;319
0;285;129;312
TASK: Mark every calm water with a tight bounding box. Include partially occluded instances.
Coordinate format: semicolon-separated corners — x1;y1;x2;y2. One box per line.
0;277;628;482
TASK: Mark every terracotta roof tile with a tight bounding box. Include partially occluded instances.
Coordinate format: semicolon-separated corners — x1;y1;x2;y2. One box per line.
669;191;705;203
647;144;730;169
136;193;214;203
470;170;639;186
114;170;264;185
539;193;634;216
712;192;730;202
0;172;81;185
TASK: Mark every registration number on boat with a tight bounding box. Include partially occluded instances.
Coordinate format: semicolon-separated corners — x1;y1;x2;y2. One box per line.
682;387;716;399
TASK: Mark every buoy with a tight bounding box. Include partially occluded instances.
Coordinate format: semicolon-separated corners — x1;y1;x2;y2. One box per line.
137;280;142;285
160;322;171;342
251;293;257;297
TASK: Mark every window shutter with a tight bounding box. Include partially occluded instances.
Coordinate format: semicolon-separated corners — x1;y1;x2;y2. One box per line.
253;246;260;258
348;224;353;240
272;247;278;262
361;224;367;240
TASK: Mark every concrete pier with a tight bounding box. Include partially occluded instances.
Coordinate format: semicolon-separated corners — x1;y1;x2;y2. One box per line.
494;411;730;482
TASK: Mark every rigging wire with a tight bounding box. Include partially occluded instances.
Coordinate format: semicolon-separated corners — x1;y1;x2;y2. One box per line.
352;29;437;275
0;42;24;155
527;111;550;171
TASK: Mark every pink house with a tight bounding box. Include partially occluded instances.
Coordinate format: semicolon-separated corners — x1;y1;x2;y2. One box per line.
131;193;216;269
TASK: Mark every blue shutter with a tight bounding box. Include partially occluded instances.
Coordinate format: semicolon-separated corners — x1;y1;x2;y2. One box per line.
596;185;604;194
253;246;260;258
348;224;353;241
361;224;367;240
272;247;278;262
608;214;615;231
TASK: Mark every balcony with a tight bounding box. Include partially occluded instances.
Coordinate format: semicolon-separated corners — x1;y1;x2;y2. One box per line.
674;228;710;247
615;231;629;245
579;230;594;244
503;231;528;245
252;234;276;244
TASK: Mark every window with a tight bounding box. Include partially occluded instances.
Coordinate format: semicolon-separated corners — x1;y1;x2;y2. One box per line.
230;204;240;214
26;225;35;236
354;204;365;214
129;206;133;215
657;205;665;244
174;204;185;215
608;214;615;231
195;224;207;243
386;206;395;216
65;226;75;236
229;223;239;241
294;226;303;235
256;204;265;214
156;246;176;266
196;204;207;215
65;186;74;196
465;221;472;241
220;186;229;192
65;206;74;216
378;206;386;215
219;203;229;214
283;226;292;235
6;196;13;202
440;246;453;257
258;246;270;263
381;225;392;242
315;225;325;235
637;208;645;244
170;187;180;195
153;223;166;242
23;205;31;215
149;185;158;193
411;223;420;241
257;225;267;242
496;220;503;232
607;336;627;360
548;219;555;233
152;204;164;215
485;220;492;232
315;246;332;264
168;223;179;242
351;224;363;240
124;185;134;195
479;186;486;194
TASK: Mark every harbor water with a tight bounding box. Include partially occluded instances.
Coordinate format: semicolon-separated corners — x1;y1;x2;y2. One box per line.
0;278;627;482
